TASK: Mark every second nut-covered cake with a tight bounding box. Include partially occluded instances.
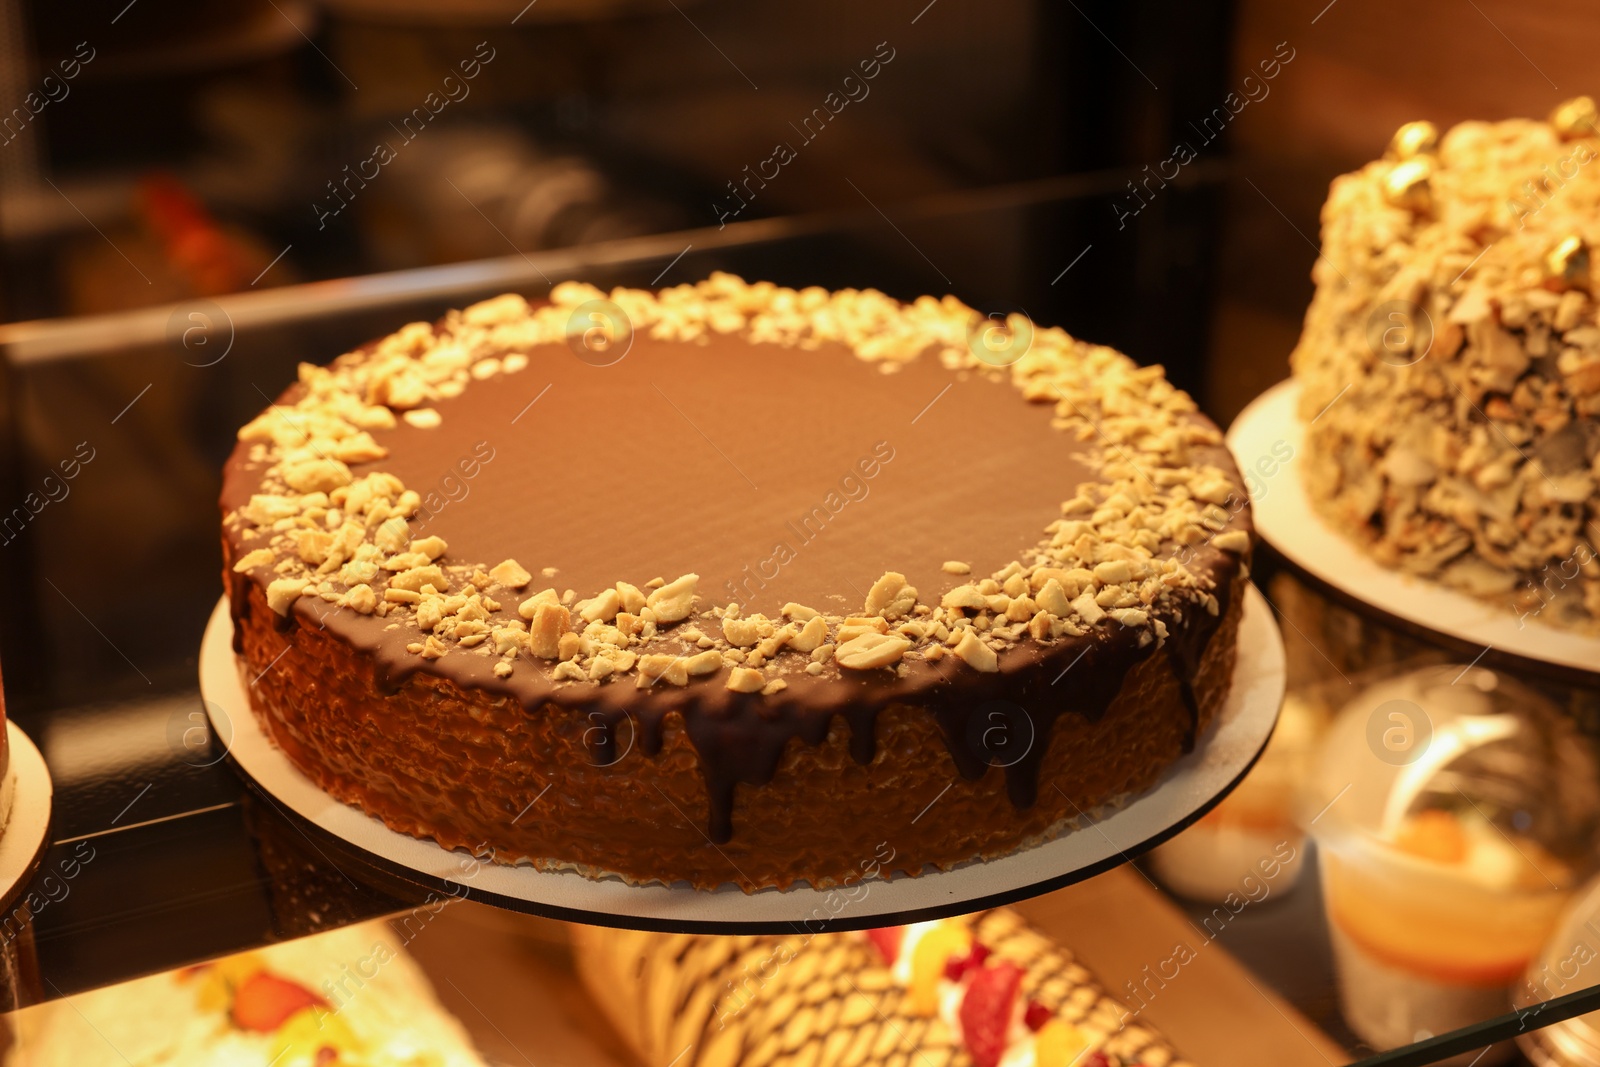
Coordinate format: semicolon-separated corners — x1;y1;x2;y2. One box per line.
1291;98;1600;631
221;275;1252;891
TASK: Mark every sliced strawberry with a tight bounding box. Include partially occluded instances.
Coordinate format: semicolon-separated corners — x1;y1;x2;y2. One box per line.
231;972;328;1032
943;940;992;982
959;960;1024;1067
865;926;905;965
1022;998;1053;1031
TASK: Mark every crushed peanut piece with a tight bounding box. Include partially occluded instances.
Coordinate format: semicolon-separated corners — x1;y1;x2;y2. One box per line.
726;666;765;692
835;632;911;670
953;630;999;672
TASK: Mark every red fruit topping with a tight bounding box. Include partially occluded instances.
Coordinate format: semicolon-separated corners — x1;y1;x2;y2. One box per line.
943;941;993;982
230;972;327;1032
1085;1053;1113;1067
1023;999;1053;1031
959;961;1024;1067
866;926;905;965
316;1049;339;1066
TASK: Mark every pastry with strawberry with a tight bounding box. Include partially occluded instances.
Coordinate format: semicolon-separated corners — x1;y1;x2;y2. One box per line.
8;921;487;1067
573;908;1191;1067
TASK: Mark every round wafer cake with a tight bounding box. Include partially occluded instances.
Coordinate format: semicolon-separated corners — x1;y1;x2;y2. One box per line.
220;275;1252;891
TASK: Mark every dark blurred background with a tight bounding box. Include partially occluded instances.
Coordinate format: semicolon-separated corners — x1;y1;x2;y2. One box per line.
0;0;1594;712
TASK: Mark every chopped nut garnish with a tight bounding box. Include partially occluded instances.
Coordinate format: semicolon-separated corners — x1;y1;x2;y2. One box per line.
1092;560;1132;585
721;614;767;647
616;582;647;614
227;272;1242;698
489;559;532;589
232;548;275;572
790;615;829;653
726;666;764;692
834;632;911;670
410;535;448;560
390;565;449;594
518;588;559;619
266;577;309;615
1036;578;1072;617
1293;110;1600;632
685;650;723;676
953;629;999;672
863;571;918;620
282;458;352;494
941;585;988;611
343;584;377;614
645;573;698;622
1213;530;1251;554
1071;592;1106;625
576;588;621;623
528;602;571;659
836;616;890;643
637;654;688;688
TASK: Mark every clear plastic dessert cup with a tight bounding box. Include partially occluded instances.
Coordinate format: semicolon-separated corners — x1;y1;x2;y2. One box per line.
1302;664;1599;1063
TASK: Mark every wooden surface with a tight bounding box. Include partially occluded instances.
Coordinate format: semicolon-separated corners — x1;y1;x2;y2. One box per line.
404;865;1348;1067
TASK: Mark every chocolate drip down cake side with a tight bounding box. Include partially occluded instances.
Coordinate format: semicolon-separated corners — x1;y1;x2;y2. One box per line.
219;276;1253;892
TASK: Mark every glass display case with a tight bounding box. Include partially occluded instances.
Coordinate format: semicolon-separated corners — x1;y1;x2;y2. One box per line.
1;2;1598;1065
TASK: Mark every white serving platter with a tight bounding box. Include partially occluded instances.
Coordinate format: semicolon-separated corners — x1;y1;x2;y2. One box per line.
1229;379;1600;678
0;721;54;909
200;587;1284;933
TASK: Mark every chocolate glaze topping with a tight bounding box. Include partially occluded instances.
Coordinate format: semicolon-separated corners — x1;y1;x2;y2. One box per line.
222;327;1248;843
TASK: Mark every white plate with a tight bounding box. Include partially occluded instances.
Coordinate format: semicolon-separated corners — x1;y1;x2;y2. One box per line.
0;722;54;908
1229;379;1600;677
200;588;1284;933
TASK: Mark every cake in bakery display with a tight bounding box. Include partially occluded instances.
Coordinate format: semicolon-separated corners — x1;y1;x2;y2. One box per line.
573;906;1190;1067
1291;98;1600;632
7;921;488;1066
220;274;1253;891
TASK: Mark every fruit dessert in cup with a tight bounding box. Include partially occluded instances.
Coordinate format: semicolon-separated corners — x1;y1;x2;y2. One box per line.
1304;665;1598;1062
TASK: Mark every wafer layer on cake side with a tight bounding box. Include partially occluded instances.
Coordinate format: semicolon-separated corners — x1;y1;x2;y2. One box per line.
220;275;1252;892
1290;98;1600;631
572;907;1191;1067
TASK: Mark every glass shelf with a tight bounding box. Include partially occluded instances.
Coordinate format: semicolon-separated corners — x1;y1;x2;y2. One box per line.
0;182;1591;1067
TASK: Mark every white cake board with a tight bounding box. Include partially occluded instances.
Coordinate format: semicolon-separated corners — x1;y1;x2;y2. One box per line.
1230;379;1600;678
200;587;1284;933
0;722;55;908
